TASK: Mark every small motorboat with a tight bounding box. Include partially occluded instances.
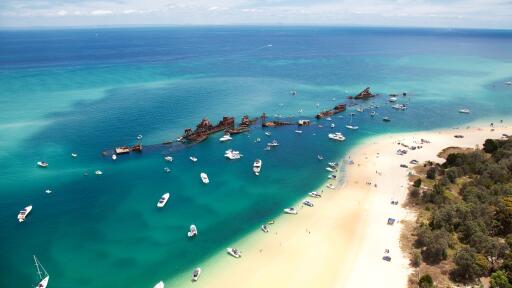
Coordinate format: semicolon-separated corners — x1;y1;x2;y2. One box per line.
164;167;171;173
255;137;261;143
283;207;298;215
37;161;48;168
328;132;345;141
261;224;269;233
458;108;471;114
370;111;376;117
45;189;52;194
225;149;243;160
505;81;512;85
154;281;164;288
389;97;398;102
303;200;314;207
227;247;242;258
326;167;336;172
157;193;170;208
328;162;338;168
192;267;201;282
326;183;336;189
392;104;407;110
137;134;143;140
264;131;271;136
328;174;337;179
219;134;232;142
330;123;335;128
317;155;324;160
188;224;198;237
356;107;364;113
164;156;173;162
17;205;32;222
264;146;271;151
253;159;262;176
382;117;391;122
308;191;321;198
267;140;279;147
295;130;303;134
95;170;103;175
200;173;209;184
326;117;332;121
71;153;78;158
112;154;117;160
190;156;198;162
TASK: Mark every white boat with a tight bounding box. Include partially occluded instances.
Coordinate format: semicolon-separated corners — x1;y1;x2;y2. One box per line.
200;172;209;184
164;167;171;173
284;207;298;215
370;111;376;117
264;146;271;151
154;281;164;288
383;116;391;122
389;97;398;102
188;224;198;237
164;156;173;162
18;205;32;222
356;107;364;112
308;191;322;198
95;170;103;175
264;131;272;136
227;247;242;258
255;137;261;143
392;104;407;110
37;161;48;168
326;167;336;172
45;189;52;194
225;149;243;160
137;134;143;140
303;200;314;207
253;159;262;176
328;162;338;168
261;224;269;233
267;140;279;147
346;113;359;130
458;108;471;114
112;154;117;160
326;183;336;189
328;132;345;141
294;130;303;134
33;255;49;288
219;134;232;142
328;174;337;179
326;117;332;121
157;193;170;208
190;156;198;162
330;123;335;128
506;81;512;85
317;155;324;160
71;153;78;158
192;267;201;282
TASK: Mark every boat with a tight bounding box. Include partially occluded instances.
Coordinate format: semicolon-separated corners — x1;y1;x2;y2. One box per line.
328;132;345;141
200;173;209;184
458;108;471;114
253;159;262;176
18;205;32;222
264;146;271;151
190;156;198;162
326;117;332;121
227;247;242;258
370;111;376;117
290;90;297;95
294;130;303;134
112;154;117;160
392;104;407;110
219;134;232;142
326;183;336;189
37;161;48;168
33;255;49;288
264;131;271;136
356;107;364;113
382;117;391;122
164;156;173;162
157;193;170;208
284;207;298;215
255;137;261;143
346;113;359;130
326;167;336;172
389;97;398;102
308;191;322;198
45;189;52;194
267;140;279;147
303;200;314;207
163;167;171;173
261;224;269;233
137;134;143;140
71;153;78;158
328;174;337;179
95;170;103;175
506;81;512;85
317;155;324;160
154;281;164;288
115;146;130;154
225;149;243;160
330;123;335;128
328;162;338;168
192;267;201;282
188;224;198;237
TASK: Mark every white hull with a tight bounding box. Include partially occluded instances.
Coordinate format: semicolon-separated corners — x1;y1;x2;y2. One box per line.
157;193;170;208
284;208;298;215
18;205;32;222
227;248;241;258
200;173;209;184
154;281;164;288
253;160;262;175
37;161;48;168
36;276;49;288
188;225;198;237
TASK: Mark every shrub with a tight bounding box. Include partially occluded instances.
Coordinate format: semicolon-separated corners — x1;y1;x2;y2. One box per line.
490;270;512;288
414;178;422;188
419;274;434;288
485;139;499;154
452;247;484;282
412;250;422;267
427;167;437;180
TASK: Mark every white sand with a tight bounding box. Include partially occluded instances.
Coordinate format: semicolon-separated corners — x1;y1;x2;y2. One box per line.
169;119;512;288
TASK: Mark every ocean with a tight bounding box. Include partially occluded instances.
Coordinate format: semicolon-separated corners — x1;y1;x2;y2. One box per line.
0;26;511;287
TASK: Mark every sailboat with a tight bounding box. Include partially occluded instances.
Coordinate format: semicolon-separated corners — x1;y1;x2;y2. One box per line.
346;113;359;130
33;255;49;288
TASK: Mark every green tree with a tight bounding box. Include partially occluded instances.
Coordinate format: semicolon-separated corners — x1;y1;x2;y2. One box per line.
419;274;434;288
490;270;512;288
414;178;422;188
452;247;484;282
427;167;437;180
484;139;499;154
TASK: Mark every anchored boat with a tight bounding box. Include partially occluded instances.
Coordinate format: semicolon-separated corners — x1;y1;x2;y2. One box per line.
33;255;49;288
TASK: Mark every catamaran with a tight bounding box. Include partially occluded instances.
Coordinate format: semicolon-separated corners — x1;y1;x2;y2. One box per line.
200;173;209;184
157;193;170;208
458;108;471;114
328;132;345;141
346;113;359;130
18;205;32;222
253;159;262;175
33;255;49;288
188;224;198;237
37;161;48;168
219;134;232;142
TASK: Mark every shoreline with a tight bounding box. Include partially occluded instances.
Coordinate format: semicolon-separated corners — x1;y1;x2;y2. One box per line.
168;118;512;288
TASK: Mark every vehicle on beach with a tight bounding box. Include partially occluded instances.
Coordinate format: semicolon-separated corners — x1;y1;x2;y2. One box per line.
18;205;32;222
188;224;198;237
303;200;314;207
33;255;49;288
192;267;201;282
382;256;392;262
157;193;170;208
328;132;345;141
227;247;242;258
253;159;262;175
200;173;209;184
37;161;49;168
283;207;298;215
154;281;164;288
309;191;322;198
261;224;269;233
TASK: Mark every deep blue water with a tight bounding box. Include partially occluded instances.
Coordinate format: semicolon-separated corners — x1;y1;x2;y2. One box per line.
0;26;511;288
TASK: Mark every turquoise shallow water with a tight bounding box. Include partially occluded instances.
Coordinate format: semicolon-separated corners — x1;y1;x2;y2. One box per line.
0;27;512;287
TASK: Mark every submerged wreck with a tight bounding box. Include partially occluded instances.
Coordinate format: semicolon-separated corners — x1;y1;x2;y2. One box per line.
226;115;257;134
182;116;235;142
348;87;375;100
315;103;347;119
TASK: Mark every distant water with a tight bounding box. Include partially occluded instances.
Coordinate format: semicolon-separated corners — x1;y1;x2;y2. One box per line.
0;26;511;288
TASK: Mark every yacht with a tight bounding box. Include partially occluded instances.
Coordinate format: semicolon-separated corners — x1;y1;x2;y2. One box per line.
326;167;336;172
33;255;49;288
458;108;471;114
71;153;78;158
164;156;173;162
225;149;243;160
346;113;359;130
219;134;232;142
389;97;398;102
17;205;32;222
227;247;242;258
253;159;262;176
157;193;170;208
200;173;209;184
261;224;269;233
163;167;171;173
308;191;322;198
37;161;48;168
154;281;164;288
284;208;298;215
294;130;303;134
188;224;198;237
264;131;272;136
267;140;279;147
95;170;103;175
303;200;314;207
328;132;345;141
112;154;117;160
189;156;198;162
383;116;391;122
192;268;201;282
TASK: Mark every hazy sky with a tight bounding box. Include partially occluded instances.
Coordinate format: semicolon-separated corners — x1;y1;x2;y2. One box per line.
1;0;511;28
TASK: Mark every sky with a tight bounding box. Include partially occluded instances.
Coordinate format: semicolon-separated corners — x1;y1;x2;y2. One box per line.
0;0;511;29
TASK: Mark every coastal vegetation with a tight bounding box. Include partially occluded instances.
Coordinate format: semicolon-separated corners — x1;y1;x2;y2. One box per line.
406;137;512;287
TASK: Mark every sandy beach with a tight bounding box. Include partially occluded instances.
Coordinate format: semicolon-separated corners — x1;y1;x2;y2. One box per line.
170;119;512;288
